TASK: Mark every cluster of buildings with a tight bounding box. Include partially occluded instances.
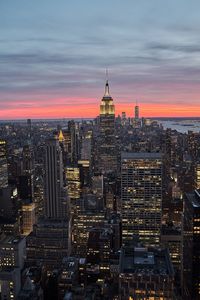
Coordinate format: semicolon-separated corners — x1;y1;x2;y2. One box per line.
0;81;200;299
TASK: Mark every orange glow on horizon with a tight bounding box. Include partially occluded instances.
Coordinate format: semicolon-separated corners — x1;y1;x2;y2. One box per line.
0;98;200;119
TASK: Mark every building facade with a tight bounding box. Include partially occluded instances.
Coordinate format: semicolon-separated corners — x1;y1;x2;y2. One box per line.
182;189;200;300
44;138;67;220
0;140;8;188
121;152;162;246
119;246;174;300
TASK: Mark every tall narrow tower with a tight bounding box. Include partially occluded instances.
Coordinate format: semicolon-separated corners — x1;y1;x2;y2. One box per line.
100;80;115;134
134;101;139;120
19;144;34;201
98;81;117;174
44;137;66;220
0;140;8;188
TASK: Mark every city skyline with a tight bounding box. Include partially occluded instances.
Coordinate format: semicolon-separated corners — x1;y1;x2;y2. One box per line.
0;70;200;297
1;0;200;119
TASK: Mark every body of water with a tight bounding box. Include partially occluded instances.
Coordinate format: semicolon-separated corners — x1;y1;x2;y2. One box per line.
156;119;200;134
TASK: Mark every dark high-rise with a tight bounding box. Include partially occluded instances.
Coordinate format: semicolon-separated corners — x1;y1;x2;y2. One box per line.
26;137;70;270
19;144;34;201
44;138;67;219
182;189;200;300
0;140;8;188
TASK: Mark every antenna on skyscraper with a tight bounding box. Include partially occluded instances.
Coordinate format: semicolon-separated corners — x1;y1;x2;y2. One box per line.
106;68;109;82
104;69;110;96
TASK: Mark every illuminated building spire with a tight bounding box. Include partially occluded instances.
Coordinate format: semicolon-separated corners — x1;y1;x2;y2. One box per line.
104;69;110;97
98;75;117;175
58;129;64;142
104;80;110;97
100;78;115;115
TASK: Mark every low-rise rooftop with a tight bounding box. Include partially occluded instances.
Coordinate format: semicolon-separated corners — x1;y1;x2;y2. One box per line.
120;246;173;276
121;152;162;160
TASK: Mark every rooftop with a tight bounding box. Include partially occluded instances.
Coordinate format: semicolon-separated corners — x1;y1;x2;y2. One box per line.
36;218;68;228
121;152;162;160
0;266;20;273
161;225;181;236
186;189;200;208
134;249;154;265
120;246;173;276
0;234;24;245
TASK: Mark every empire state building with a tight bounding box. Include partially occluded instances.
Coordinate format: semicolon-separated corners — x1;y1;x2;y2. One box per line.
100;80;114;114
98;80;117;174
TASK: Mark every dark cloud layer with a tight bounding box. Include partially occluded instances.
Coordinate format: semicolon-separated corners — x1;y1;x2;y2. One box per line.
0;0;200;115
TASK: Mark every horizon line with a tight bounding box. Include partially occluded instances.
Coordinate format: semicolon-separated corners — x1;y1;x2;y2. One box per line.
1;116;200;122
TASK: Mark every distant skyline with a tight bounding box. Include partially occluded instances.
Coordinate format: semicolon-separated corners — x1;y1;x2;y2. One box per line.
1;0;200;119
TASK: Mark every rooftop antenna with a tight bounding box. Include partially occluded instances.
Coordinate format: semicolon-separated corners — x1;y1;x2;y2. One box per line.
106;68;109;82
105;69;110;96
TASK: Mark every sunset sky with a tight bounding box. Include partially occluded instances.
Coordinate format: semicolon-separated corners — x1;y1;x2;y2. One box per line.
1;0;200;119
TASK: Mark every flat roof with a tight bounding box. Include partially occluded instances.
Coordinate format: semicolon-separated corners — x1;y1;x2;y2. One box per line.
121;152;162;160
0;235;24;245
120;247;173;276
186;189;200;208
134;251;154;265
161;225;181;236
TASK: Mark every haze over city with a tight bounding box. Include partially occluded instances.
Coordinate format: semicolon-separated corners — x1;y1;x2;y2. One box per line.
1;0;200;119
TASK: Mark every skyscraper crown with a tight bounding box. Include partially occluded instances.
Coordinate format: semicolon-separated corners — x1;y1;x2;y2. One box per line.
100;80;115;115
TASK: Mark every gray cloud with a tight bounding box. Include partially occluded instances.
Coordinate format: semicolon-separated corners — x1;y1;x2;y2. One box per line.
1;1;200;113
148;42;200;54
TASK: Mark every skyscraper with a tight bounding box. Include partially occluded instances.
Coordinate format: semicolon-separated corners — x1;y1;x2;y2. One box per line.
27;118;32;141
18;144;34;204
98;81;117;174
26;137;69;270
44;138;67;219
134;103;139;120
0;140;8;188
121;152;162;246
72;194;105;256
121;112;126;126
68;120;79;165
182;189;200;300
81;130;92;161
65;166;81;216
195;162;200;189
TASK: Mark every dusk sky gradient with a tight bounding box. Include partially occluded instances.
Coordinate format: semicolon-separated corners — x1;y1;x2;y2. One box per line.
1;0;200;119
